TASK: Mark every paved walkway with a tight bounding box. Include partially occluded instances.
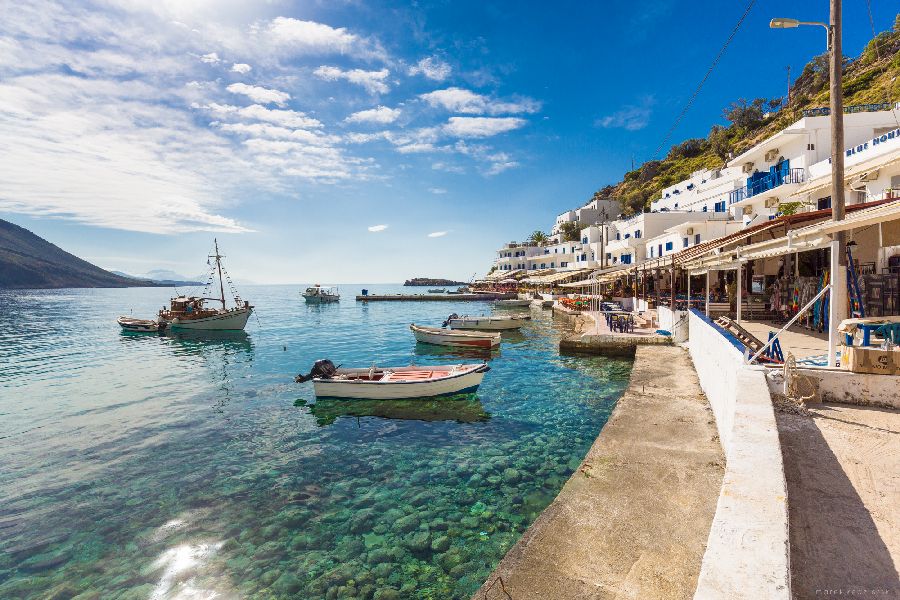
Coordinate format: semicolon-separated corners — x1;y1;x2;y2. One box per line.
776;403;900;598
474;346;724;600
739;320;828;360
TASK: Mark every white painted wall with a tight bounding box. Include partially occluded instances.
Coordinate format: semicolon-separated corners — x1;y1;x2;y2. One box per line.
657;305;688;342
687;310;791;600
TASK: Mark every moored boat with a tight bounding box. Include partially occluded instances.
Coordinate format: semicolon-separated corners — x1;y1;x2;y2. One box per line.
494;298;532;308
410;323;501;348
442;313;530;331
158;239;253;331
302;284;340;303
295;359;488;399
427;288;446;293
117;316;166;333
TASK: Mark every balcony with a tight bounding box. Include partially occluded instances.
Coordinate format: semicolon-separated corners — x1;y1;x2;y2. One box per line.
802;102;895;118
729;167;805;204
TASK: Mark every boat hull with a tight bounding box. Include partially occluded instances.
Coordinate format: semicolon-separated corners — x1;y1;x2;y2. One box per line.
303;295;340;304
447;316;528;331
312;365;487;399
167;307;252;330
117;316;165;332
410;324;500;348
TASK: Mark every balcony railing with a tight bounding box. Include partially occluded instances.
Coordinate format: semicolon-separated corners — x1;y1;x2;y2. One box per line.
802;102;894;117
729;168;805;204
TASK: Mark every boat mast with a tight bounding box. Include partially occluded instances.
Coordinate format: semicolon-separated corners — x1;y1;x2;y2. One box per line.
213;238;226;310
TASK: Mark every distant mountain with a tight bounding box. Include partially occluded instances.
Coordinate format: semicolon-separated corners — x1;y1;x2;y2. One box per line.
0;218;167;289
404;277;468;287
111;269;204;286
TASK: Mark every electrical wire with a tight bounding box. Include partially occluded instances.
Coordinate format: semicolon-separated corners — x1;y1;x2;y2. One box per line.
652;0;757;159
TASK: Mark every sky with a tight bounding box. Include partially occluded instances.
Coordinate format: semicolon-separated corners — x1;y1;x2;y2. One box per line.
0;0;896;283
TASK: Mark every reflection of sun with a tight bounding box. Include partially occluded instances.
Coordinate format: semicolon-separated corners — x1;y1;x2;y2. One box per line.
151;541;223;600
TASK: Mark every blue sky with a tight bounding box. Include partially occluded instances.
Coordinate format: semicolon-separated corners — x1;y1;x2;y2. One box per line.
1;0;896;283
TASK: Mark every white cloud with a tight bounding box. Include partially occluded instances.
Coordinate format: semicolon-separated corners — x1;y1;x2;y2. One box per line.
396;143;437;154
427;231;448;238
596;97;655;131
428;187;447;194
200;52;220;64
420;87;540;115
484;161;520;176
206;103;321;129
259;17;363;56
345;106;400;124
226;82;291;106
432;161;465;174
314;66;390;94
368;224;388;232
408;57;451;81
444;117;526;138
230;63;251;74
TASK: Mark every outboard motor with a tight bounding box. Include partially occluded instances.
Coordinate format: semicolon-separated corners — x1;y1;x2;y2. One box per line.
442;313;459;328
295;359;338;383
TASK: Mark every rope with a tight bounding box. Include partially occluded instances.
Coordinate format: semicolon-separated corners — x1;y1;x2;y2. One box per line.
783;352;817;403
652;0;757;159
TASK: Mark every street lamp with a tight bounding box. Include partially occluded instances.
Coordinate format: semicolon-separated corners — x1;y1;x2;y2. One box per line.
770;0;846;368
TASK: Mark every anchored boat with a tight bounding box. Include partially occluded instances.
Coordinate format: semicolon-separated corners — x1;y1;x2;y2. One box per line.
410;324;501;348
296;359;489;399
427;288;446;293
117;316;166;333
302;284;340;304
442;313;530;331
158;239;253;331
494;298;532;308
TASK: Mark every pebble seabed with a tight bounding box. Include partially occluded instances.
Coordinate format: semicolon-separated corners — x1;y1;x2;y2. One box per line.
0;291;632;600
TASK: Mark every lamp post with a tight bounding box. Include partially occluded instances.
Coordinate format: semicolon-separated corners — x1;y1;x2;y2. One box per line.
770;0;846;368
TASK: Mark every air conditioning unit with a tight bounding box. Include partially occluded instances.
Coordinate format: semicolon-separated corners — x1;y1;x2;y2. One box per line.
686;227;694;235
764;149;780;162
764;197;779;208
742;162;755;174
742;206;754;215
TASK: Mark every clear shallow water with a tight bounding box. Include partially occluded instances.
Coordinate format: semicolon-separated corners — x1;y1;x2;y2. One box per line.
0;284;632;599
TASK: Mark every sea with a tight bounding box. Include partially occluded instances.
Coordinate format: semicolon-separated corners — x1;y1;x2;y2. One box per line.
0;284;632;599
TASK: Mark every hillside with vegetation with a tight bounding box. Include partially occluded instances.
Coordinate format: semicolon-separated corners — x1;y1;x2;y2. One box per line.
0;218;165;289
596;13;900;216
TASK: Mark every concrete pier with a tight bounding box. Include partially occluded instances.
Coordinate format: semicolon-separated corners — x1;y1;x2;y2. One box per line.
355;292;517;302
474;346;724;599
558;310;672;357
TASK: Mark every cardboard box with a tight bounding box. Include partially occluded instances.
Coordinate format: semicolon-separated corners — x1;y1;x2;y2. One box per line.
843;345;900;375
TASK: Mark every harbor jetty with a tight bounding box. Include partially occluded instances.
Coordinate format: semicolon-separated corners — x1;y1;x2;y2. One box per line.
355;292;517;302
475;345;724;599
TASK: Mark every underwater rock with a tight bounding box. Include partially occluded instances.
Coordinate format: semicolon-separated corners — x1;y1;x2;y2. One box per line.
373;588;401;600
502;468;521;484
393;514;419;534
431;535;450;553
273;572;303;594
403;530;432;556
460;516;479;529
366;548;393;565
372;562;394;579
349;509;375;534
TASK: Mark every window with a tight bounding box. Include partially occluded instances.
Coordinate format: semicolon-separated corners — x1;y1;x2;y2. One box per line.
683;237;689;248
605;253;611;260
582;237;588;244
624;233;631;239
702;206;708;212
544;249;549;254
621;254;632;264
540;263;546;269
616;232;621;240
635;229;641;238
714;200;726;212
694;234;701;244
560;262;567;267
665;241;673;251
550;262;555;268
817;196;832;210
649;247;654;257
658;244;663;256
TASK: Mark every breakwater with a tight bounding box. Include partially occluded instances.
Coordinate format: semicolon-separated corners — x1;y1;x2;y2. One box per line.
356;292;517;302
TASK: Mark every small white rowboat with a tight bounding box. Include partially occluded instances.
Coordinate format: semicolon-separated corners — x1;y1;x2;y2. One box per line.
296;360;488;399
410;324;501;348
443;313;530;331
117;316;166;332
494;299;532;308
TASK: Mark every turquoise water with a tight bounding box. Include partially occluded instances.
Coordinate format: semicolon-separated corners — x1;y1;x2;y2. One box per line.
0;285;632;599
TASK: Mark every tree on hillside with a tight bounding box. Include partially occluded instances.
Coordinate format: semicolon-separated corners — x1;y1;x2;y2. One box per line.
528;230;549;245
722;98;779;130
559;221;581;242
708;125;731;161
666;138;708;160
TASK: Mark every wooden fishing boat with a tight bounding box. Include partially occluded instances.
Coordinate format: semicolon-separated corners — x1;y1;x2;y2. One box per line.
442;313;530;331
302;284;340;303
295;359;489;399
427;288;446;293
117;316;166;332
158;239;253;331
410;324;501;348
494;298;532;308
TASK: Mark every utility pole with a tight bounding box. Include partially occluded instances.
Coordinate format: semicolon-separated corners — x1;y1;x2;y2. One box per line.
786;65;792;107
827;0;847;368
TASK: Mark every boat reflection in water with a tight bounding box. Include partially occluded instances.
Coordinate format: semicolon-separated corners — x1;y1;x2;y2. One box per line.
299;396;490;427
412;341;498;360
162;329;254;357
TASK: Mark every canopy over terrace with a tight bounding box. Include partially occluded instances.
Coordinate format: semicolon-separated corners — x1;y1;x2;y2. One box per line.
522;268;593;285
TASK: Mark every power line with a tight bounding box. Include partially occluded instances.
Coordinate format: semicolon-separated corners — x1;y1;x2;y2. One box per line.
652;0;757;159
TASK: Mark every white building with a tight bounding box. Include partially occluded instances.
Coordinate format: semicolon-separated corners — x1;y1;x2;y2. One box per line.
725;106;900;226
493;242;541;275
551;198;621;240
644;214;742;259
590;211;700;266
651;166;746;214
